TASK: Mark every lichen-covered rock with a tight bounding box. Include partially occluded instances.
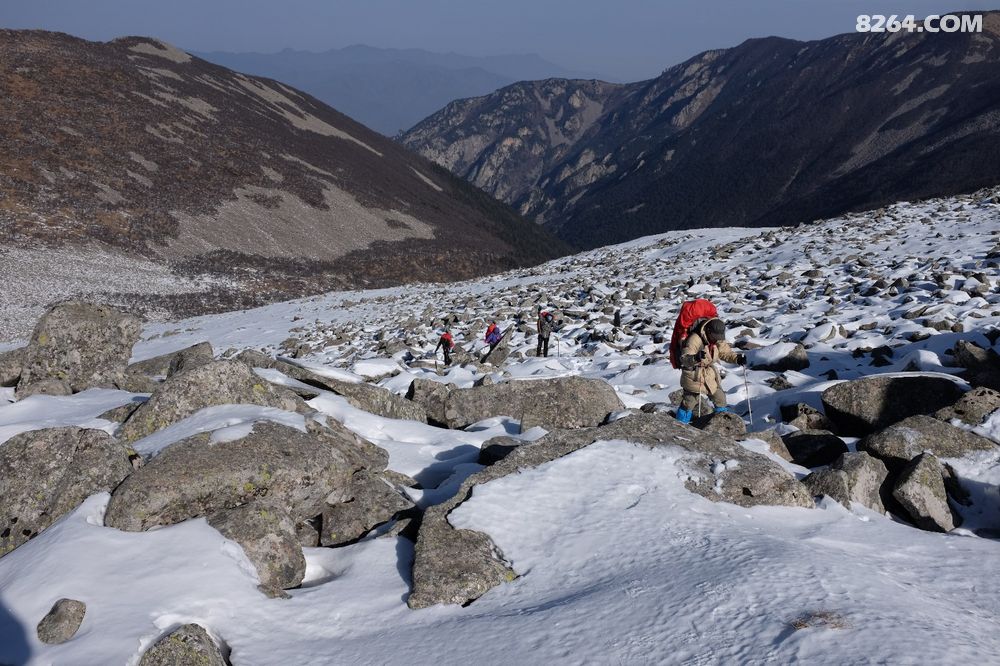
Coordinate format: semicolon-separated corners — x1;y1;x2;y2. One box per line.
0;427;133;557
406;378;452;426
821;375;964;436
105;420;377;531
934;387;1000;426
16;301;142;397
207;502;305;594
892;453;956;532
117;360;306;443
36;598;86;644
781;430;849;468
409;412;812;609
138;623;229;666
803;452;888;512
0;346;23;387
862;415;997;468
438;376;624;431
166;342;215;378
320;471;414;546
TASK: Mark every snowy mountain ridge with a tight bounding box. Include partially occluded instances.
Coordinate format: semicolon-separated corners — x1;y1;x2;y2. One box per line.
1;188;999;663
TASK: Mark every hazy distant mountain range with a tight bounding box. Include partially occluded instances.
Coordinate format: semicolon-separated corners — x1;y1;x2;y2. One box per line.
402;12;1000;248
196;45;595;135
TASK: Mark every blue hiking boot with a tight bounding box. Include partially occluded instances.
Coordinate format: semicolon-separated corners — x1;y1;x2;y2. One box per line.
714;406;729;414
676;407;693;424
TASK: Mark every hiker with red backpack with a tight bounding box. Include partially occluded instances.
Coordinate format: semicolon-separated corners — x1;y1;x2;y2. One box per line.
435;329;455;366
669;300;746;424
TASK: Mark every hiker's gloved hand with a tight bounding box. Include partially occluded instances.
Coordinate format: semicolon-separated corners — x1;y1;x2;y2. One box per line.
695;350;707;363
736;354;747;366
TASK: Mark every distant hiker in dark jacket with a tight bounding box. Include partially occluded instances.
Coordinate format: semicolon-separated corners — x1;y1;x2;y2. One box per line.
435;330;454;366
536;307;554;357
677;318;746;424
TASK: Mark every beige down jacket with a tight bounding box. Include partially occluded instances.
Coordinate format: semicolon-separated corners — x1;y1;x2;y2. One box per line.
679;319;742;395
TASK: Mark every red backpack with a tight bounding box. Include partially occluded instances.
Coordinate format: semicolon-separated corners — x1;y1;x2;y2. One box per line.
669;299;718;369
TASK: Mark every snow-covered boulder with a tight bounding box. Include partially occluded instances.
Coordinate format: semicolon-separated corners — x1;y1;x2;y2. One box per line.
749;342;809;372
441;376;624;431
105;420;374;532
803;452;888;512
861;415;997;468
408;413;812;609
207;502;305;595
16;301;142;398
138;623;228;666
320;470;414;546
820;375;964;436
117;360;306;443
781;430;849;468
36;598;86;645
0;427;133;557
0;346;23;387
892;453;956;532
934;386;1000;426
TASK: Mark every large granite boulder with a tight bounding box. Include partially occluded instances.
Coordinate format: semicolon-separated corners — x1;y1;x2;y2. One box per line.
781;430;849;468
861;415;997;468
892;453;956;532
117;360;306;443
409;412;812;609
16;302;142;397
696;411;747;439
803;452;888;512
440;376;624;431
820;375;964;436
1;427;133;557
934;387;1000;426
207;502;305;595
105;420;378;531
320;471;414;546
36;598;86;645
750;342;809;372
405;378;451;426
138;624;229;666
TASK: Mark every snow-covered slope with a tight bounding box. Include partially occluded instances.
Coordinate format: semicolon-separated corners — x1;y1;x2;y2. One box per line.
2;188;1000;664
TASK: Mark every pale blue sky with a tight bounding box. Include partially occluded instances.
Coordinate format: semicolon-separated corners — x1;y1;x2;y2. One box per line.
1;0;995;80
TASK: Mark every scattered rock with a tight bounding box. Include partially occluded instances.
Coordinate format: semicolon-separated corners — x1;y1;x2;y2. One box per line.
744;429;793;462
781;403;835;431
409;413;811;609
207;502;305;594
802;452;888;512
821;375;964;436
117;360;306;443
105;420;375;531
892;453;956;532
750;342;809;372
933;387;1000;426
320;471;414;546
138;623;230;666
0;346;23;387
36;598;86;645
166;342;215;378
781;430;849;468
861;415;997;468
17;301;142;397
1;427;133;557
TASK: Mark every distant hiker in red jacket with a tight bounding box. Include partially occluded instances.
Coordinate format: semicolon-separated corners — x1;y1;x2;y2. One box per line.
484;321;502;351
435;330;454;366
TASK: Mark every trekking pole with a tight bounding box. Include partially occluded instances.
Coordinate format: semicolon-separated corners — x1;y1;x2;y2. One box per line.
743;365;753;428
697;369;703;419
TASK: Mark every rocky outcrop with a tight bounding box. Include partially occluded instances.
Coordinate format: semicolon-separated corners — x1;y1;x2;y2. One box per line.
0;347;23;387
16;302;142;397
138;623;229;666
892;453;956;532
207;502;305;595
781;430;849;468
861;415;997;468
934;387;1000;426
409;412;812;609
405;378;451;426
117;360;306;443
441;376;624;431
166;342;215;378
36;598;86;645
820;375;964;436
0;427;133;557
320;470;414;546
105;420;377;531
803;452;888;512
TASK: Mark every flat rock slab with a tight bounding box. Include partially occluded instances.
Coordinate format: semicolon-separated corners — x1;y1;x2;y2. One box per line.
821;375;964;436
862;414;997;468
